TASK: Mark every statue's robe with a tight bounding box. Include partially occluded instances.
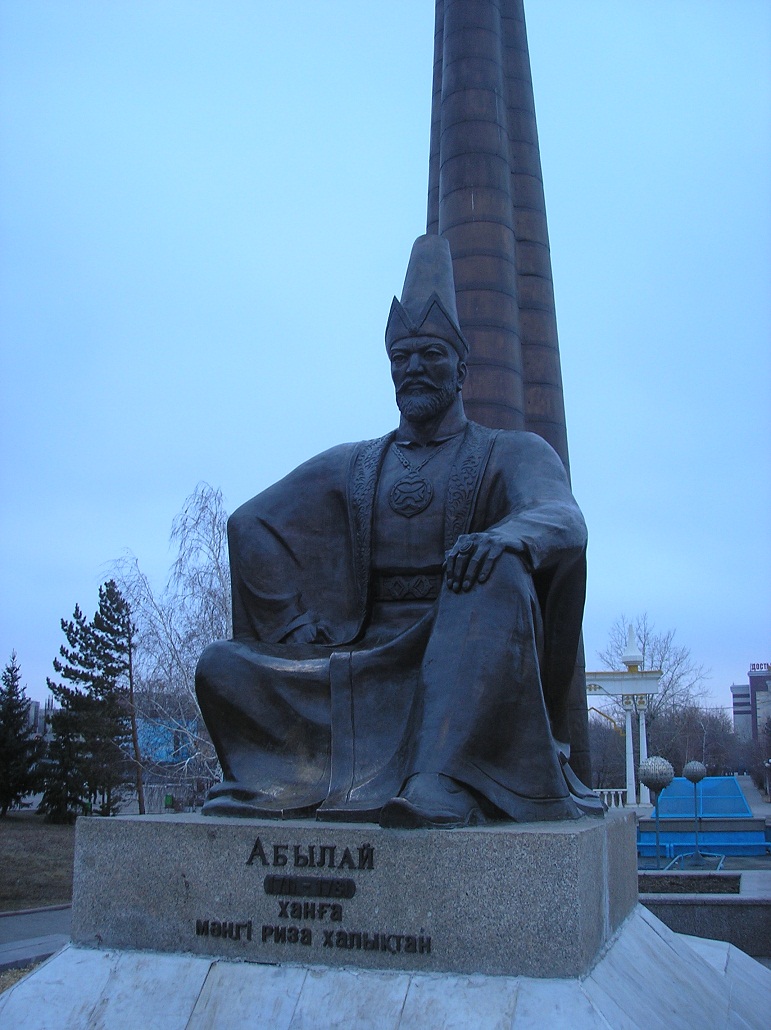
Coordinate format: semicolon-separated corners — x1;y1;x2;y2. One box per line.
196;421;588;822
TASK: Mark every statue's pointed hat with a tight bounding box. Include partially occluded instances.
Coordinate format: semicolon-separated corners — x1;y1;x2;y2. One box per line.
385;234;469;358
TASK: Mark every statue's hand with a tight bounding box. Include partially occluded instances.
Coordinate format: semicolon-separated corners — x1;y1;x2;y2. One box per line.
444;532;507;592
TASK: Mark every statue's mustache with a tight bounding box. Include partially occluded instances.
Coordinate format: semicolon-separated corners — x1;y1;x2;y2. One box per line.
397;378;437;393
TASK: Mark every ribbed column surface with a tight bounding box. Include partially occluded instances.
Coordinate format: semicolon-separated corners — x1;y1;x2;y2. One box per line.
428;0;569;474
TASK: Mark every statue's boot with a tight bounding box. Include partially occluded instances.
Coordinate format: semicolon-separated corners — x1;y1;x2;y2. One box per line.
379;773;484;829
559;754;605;816
202;780;320;819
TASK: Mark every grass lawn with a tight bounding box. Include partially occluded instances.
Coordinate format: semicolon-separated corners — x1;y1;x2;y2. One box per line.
0;810;75;911
0;964;39;994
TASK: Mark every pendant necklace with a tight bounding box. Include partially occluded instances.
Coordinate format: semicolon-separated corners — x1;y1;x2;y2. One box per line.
389;439;451;518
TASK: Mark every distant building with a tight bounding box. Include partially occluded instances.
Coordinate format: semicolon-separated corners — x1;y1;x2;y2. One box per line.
731;663;771;741
26;700;41;733
136;715;199;767
25;697;55;738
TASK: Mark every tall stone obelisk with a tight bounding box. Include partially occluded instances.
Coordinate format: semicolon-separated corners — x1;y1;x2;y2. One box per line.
427;0;590;780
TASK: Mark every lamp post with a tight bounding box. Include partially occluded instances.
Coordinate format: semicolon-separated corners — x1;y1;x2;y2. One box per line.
621;626;644;805
683;760;707;867
639;757;674;869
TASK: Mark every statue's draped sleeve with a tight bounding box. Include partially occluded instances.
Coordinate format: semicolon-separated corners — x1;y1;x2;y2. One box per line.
228;443;365;646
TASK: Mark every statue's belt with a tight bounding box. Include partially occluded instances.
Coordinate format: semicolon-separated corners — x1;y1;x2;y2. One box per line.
372;570;443;602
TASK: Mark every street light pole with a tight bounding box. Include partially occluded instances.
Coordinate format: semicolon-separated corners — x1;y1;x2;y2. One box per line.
683;760;707;868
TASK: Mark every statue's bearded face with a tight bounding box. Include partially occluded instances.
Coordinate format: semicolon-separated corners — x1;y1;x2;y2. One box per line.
390;336;465;424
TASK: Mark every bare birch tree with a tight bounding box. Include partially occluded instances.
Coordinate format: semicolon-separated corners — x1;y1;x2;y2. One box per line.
597;613;709;722
113;483;230;794
593;614;727;776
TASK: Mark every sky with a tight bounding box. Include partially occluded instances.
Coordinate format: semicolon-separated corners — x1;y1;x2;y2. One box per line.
1;1;769;713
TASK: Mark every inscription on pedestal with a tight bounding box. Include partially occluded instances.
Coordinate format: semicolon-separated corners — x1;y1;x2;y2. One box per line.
192;836;432;960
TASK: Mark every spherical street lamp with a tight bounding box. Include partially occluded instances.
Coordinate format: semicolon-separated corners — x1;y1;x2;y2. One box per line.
683;760;706;784
638;757;674;869
683;760;708;863
639;757;675;794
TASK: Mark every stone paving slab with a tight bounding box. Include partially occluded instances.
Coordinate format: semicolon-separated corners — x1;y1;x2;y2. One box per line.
740;870;771;897
681;934;771;1030
584;906;731;1030
0;946;119;1030
1;907;769;1029
186;961;310;1030
288;966;412;1029
86;951;212;1030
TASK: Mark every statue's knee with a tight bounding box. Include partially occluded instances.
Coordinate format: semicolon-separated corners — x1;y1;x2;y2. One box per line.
436;550;534;618
491;550;534;597
195;640;233;700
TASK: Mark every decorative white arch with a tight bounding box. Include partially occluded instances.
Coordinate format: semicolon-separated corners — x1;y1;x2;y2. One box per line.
586;627;662;805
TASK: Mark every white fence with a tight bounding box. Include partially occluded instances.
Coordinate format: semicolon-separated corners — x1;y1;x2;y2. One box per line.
597;788;627;809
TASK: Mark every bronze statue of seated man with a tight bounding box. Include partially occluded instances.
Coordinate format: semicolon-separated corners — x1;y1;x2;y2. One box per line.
196;234;599;827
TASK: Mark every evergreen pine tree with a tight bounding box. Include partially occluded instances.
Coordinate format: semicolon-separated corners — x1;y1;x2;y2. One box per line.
40;603;96;822
41;582;138;821
0;652;45;816
91;580;144;813
39;687;91;823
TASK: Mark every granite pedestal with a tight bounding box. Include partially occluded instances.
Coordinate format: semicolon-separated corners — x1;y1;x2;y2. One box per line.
6;809;770;1027
72;810;636;979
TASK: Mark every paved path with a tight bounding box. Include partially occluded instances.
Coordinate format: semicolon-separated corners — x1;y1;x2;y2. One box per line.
737;775;771;820
0;905;71;971
732;777;771;900
740;871;771;898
